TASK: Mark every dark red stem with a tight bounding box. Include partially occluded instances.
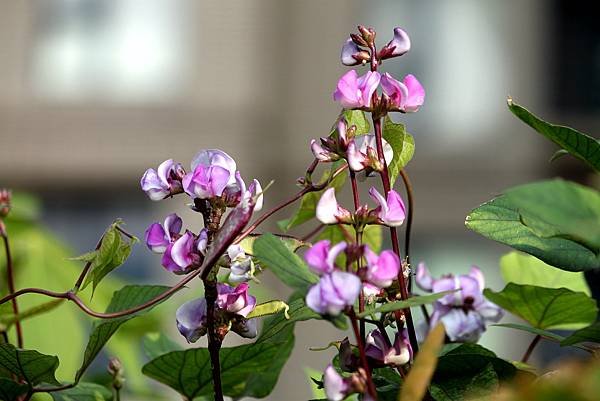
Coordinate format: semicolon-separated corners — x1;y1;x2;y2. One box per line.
2;233;23;348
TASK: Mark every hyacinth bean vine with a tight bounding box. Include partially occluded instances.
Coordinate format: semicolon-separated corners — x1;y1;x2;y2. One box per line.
1;24;600;401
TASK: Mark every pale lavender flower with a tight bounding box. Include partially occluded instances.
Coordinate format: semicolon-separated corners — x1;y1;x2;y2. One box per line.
383;27;411;58
304;240;347;276
323;365;351;401
316;188;352;225
183;164;231;199
306;271;361;316
416;264;504;342
365;329;412;367
341;38;368;66
144;213;183;253
140;159;185;201
380;72;425;113
368;187;406;227
333;70;381;109
176;298;207;343
364;248;400;288
216;282;256;318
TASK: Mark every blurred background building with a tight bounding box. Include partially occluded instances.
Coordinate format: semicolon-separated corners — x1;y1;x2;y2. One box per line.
0;1;598;400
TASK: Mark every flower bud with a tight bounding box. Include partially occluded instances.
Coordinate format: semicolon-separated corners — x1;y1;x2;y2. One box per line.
368;187;406;227
0;189;11;218
176;298;208;343
357;25;376;45
341;38;370;66
107;357;125;390
316;188;353;225
381;27;411;59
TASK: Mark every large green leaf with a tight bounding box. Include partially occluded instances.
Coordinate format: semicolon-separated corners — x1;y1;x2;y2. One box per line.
484;283;598;330
504;180;600;253
141;333;182;361
382;116;415;185
238;234;306;255
561;322;600;346
49;383;113;401
278;162;347;232
508;99;600;172
466;186;600;272
73;220;138;295
75;285;171;382
430;343;517;401
0;344;60;386
253;233;318;293
142;314;295;399
500;252;590;294
492;323;565;342
356;291;453;318
343;110;370;135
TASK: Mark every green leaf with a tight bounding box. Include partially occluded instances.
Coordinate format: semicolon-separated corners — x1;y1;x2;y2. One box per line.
466;185;600;272
77;220;139;295
343;110;370;135
561;322;600;346
0;300;64;329
142;333;182;360
492;323;565;342
238;234;306;255
500;252;590;295
49;383;113;401
508;98;600;172
253;233;318;293
430;343;517;401
142;314;295;399
0;377;29;400
356;291;454;318
382;116;415;185
247;300;289;319
278;162;347;231
75;285;171;382
504;180;600;253
484;283;598;330
0;343;60;386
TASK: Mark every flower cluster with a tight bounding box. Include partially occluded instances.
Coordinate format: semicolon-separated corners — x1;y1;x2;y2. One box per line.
315;186;406;227
334;27;425;113
176;282;257;342
304;240;401;316
141;149;263;210
416;264;504;342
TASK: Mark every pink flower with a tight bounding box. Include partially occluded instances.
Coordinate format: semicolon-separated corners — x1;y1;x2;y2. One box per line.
216;282;256;317
380;72;425;113
368;187;406;227
140;159;185;201
347;134;393;172
364;248;400;288
304;240;347;276
333;70;381;109
316;188;353;225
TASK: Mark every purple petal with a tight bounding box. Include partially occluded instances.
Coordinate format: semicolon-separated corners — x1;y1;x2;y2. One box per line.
163;213;183;240
365;249;400;288
346;140;366;172
365;329;388;361
157;159;175;187
145;223;169;253
140;168;169;201
402;74;425;112
441;309;485;342
469;265;485;289
358;71;381;107
387;27;411;57
330;271;362;306
305;240;332;275
333;70;361;108
176;298;207;343
191;149;237;181
341;38;362;66
161;243;184;273
171;231;195;268
383;190;406;226
415;262;434;291
381;72;408;108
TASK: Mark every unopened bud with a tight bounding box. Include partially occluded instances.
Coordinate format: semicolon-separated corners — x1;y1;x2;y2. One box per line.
0;189;11;218
357;26;376;45
108;357;125;390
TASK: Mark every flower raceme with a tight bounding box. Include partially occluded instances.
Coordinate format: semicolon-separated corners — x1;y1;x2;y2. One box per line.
315;187;406;227
416;263;504;342
176;282;257;343
305;240;400;316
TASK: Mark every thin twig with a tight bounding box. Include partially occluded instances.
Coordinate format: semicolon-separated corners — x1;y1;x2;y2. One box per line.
300;224;325;242
348;309;377;400
521;334;541;363
2;234;23;348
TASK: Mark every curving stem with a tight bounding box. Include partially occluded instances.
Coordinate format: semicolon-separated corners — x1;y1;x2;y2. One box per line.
2;228;23;348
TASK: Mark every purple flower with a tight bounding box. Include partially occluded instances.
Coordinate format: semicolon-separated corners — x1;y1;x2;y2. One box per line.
368;187;406;227
417;264;504;342
323;365;351;401
380;73;425;113
304;240;347;276
333;70;381;109
140;159;185;201
341;38;369;66
191;149;237;183
306;271;361;316
183;164;232;199
145;213;183;253
316;188;352;225
382;27;411;58
365;329;412;367
364;248;400;288
216;282;256;317
176;298;207;343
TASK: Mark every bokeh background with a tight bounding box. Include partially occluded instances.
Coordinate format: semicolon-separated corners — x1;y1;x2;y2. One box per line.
0;1;598;400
